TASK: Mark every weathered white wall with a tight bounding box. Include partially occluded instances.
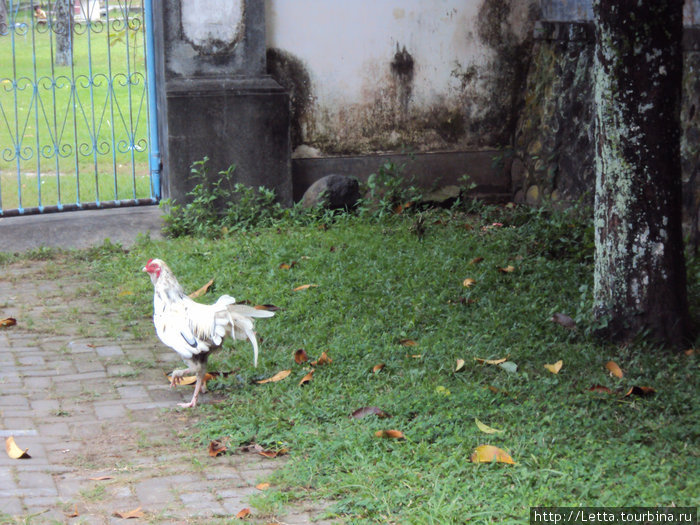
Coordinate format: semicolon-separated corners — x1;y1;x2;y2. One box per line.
266;0;539;156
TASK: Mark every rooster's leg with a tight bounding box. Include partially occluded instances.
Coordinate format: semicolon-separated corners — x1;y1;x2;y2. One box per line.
177;356;207;408
170;366;193;388
178;374;203;408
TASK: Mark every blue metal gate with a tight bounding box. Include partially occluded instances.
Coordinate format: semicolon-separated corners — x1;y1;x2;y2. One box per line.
0;0;160;216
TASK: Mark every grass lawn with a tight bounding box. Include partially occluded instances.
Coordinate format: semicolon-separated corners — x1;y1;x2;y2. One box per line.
0;6;151;211
47;205;699;523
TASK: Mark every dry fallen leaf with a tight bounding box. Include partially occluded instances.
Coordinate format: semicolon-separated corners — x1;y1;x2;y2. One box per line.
463;278;476;287
311;351;332;366
88;476;114;481
351;406;391;419
66;504;79;518
208;439;227;457
299;369;314;386
470;444;515;464
605;360;624;378
399;338;417;347
113;507;144;519
498;265;516;273
586;384;613;394
254;304;280;312
372;363;385;373
5;436;30;459
374;429;405;439
256;482;270;491
470;256;484;265
544;360;563;374
293;284;318;291
259;447;288;458
256;369;292;384
684;348;695;356
166;372;215;386
235;508;251;519
475;418;504;434
294;349;309;364
550;313;576;329
474;357;507;365
455;358;466;372
624;386;656;397
0;317;17;328
188;278;214;299
279;262;296;270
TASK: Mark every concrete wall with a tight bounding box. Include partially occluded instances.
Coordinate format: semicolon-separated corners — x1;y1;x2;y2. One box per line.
266;0;540;157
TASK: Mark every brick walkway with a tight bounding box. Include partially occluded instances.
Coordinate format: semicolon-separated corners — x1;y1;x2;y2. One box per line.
0;261;328;524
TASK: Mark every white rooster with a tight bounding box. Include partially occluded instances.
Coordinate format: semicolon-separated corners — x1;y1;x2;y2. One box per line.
142;258;275;408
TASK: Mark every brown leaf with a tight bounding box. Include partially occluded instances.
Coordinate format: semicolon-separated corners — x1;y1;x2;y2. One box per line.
399;339;417;347
208;439;227;457
294;349;309;364
255;304;280;312
474;357;507;365
462;278;476;287
5;436;30;459
256;369;292;384
624;386;656;397
311;351;332;366
113;507;144;519
293;284;318;291
259;447;288;458
605;360;624;378
256;482;270;491
455;358;466;372
88;476;114;481
166;372;215;387
550;313;576;329
469;256;484;265
66;504;79;518
544;360;563;374
299;369;314;386
351;406;391;419
470;444;515;464
485;385;510;396
498;265;516;273
235;508;251;519
279;261;297;270
188;278;214;299
0;317;17;328
587;384;613;394
372;363;385;373
374;429;405;439
684;348;695;356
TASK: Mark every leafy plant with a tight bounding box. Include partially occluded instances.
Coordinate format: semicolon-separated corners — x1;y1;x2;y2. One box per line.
357;160;422;217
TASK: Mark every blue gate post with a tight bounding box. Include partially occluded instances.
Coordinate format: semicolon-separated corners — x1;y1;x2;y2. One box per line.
144;0;160;201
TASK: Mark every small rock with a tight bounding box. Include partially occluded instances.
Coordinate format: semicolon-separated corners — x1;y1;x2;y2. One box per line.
422;185;461;205
301;174;361;210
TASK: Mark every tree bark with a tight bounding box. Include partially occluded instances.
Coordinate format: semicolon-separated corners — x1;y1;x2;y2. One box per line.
593;0;691;346
0;0;8;36
54;0;73;67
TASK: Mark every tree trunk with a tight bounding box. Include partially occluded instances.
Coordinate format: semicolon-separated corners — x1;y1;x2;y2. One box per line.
0;0;8;36
593;0;691;347
54;0;73;67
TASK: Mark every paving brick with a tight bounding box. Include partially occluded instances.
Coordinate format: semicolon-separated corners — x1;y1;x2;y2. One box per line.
94;403;126;420
0;496;23;515
96;345;124;358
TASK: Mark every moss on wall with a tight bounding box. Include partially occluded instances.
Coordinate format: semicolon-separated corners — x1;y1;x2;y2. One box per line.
514;21;699;246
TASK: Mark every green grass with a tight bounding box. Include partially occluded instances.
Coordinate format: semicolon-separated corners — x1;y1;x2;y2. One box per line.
7;206;699;523
0;7;151;210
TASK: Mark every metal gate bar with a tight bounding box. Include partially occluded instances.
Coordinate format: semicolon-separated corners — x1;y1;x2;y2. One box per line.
0;0;159;216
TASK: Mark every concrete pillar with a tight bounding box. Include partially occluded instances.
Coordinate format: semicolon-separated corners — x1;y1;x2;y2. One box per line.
153;0;292;206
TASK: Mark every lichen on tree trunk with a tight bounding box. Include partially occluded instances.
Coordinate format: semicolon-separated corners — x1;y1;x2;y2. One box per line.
54;0;73;67
592;0;691;346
